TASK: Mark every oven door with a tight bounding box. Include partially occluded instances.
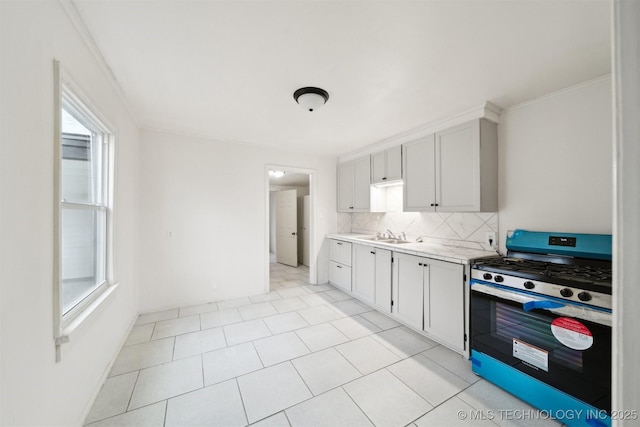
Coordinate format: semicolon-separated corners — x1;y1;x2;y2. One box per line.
470;280;611;413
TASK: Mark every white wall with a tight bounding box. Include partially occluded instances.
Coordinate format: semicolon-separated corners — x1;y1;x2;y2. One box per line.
497;77;612;252
138;130;336;313
0;2;140;425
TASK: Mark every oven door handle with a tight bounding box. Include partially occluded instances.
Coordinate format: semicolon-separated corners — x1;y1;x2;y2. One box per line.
471;282;612;326
522;300;565;312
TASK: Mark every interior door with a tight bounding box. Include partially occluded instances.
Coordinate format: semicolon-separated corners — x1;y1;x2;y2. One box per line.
276;189;298;267
302;195;310;266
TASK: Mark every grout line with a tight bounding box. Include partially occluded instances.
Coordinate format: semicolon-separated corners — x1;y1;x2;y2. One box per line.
234;377;251;425
250;341;266;369
340;384;378;426
162;399;168;427
282;410;294;427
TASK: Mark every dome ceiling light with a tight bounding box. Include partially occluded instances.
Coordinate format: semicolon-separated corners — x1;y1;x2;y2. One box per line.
293;87;329;112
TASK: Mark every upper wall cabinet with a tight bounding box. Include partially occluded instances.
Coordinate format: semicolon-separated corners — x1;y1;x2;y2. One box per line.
337;156;371;212
371;145;402;184
403;119;498;212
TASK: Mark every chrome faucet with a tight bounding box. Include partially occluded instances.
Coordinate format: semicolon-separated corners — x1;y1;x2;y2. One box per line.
385;229;397;239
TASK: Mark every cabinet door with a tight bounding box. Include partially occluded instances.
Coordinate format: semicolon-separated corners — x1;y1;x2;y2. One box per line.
352;244;376;304
403;135;436;211
371;151;386;184
353;156;371;211
424;258;465;351
329;261;352;292
392;252;424;330
385;145;402;181
435;120;480;212
337;161;354;212
374;248;392;313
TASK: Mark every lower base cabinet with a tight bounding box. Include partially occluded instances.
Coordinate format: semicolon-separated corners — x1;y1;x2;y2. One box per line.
327;238;467;354
392;252;466;352
423;258;465;352
352;244;392;313
391;253;425;330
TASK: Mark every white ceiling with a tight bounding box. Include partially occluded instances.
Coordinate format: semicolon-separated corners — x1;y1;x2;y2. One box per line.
72;0;611;157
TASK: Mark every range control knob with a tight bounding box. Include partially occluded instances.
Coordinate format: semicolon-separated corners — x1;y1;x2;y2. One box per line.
483;273;493;280
560;288;574;298
494;275;504;283
578;291;592;302
523;281;535;289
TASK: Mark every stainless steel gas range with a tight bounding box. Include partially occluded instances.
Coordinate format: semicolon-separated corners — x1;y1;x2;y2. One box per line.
469;229;612;427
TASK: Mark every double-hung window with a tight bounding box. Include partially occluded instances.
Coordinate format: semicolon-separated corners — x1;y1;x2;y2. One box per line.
54;62;115;355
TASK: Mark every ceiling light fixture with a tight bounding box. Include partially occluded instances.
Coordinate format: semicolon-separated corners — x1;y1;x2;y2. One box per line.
269;170;285;178
293;87;329;112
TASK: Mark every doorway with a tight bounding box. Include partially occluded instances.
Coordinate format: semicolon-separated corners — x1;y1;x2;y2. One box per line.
265;166;316;292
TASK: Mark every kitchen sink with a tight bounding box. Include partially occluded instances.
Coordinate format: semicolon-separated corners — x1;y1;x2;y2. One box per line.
357;236;411;244
357;235;390;241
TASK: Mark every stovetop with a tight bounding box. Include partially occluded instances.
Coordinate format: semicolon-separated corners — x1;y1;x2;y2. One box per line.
472;255;612;294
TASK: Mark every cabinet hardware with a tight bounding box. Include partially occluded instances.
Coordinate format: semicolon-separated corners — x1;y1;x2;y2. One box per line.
370;251;376;255
336;265;342;269
349;206;354;209
291;232;296;235
382;177;387;180
418;263;423;266
430;203;435;207
464;334;468;342
391;300;394;306
337;242;342;245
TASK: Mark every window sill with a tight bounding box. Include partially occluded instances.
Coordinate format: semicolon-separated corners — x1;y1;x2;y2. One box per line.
55;283;119;362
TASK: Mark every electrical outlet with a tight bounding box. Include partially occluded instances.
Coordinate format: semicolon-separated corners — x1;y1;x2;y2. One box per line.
485;231;496;248
166;230;174;239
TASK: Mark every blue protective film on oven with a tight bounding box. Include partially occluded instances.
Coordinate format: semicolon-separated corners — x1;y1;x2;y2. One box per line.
506;229;612;260
522;300;565;312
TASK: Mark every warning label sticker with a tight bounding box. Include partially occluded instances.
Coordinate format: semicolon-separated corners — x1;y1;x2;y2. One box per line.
551;317;594;350
513;339;549;371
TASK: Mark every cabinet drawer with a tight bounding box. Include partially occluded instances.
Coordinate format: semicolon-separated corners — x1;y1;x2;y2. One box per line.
329;239;352;266
329;261;352;292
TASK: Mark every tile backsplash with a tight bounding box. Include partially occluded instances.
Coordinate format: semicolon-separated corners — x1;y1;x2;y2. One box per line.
337;187;498;251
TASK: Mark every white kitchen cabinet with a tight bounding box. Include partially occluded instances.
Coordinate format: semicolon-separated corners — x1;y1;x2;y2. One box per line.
403;118;497;212
391;252;425;330
329;239;352;292
423;258;465;352
330;239;352;266
392;252;466;352
337;156;371;212
352;244;392;312
371;145;402;184
403;135;436;211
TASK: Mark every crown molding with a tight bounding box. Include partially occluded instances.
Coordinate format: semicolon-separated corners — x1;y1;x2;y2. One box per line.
338;101;501;163
59;0;140;126
501;74;611;114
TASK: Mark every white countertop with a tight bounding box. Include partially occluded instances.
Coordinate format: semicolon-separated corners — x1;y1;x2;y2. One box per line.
326;233;498;265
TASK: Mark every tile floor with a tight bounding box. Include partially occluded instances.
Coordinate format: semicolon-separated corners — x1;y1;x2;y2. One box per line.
85;260;562;427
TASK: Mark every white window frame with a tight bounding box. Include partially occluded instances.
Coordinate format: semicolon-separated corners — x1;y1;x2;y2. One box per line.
53;60;117;361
